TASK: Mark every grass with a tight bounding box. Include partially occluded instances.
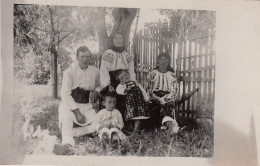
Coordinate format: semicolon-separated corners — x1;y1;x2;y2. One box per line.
13;83;214;157
71;128;213;157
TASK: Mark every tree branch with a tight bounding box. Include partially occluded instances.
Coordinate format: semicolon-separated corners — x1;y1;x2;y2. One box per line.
111;9;123;36
57;25;78;44
120;9;138;32
94;7;109;53
134;9;140;36
33;26;49;33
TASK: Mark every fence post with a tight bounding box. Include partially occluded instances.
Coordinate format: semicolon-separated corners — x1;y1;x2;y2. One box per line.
176;31;183;111
159;27;164;53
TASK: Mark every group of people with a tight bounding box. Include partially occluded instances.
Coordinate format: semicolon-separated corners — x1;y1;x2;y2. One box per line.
56;32;180;153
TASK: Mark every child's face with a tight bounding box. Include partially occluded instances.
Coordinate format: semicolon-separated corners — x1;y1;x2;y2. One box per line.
103;96;116;111
118;72;130;84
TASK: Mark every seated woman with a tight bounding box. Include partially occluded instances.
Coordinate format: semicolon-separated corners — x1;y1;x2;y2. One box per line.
100;32;136;120
146;53;180;135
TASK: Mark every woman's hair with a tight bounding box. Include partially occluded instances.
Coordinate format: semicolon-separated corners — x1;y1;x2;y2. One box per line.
100;86;117;102
76;46;91;57
115;69;129;83
110;32;126;53
155;53;174;72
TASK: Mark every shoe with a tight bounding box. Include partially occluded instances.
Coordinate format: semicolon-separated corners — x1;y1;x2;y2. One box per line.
101;133;110;149
168;123;180;136
111;132;119;149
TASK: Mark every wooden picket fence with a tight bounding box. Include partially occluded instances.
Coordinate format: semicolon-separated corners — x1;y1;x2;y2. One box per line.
132;14;216;119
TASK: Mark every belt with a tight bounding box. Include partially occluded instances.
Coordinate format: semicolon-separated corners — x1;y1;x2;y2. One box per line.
153;90;169;98
71;87;90;103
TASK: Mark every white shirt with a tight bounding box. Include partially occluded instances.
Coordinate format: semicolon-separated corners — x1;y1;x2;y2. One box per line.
96;108;124;130
60;62;101;111
100;49;136;88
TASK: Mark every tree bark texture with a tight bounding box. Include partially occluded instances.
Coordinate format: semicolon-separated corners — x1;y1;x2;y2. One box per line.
94;8;138;57
48;6;58;99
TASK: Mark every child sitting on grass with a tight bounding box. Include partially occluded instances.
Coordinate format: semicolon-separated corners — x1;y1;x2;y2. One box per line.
116;70;150;135
96;86;127;148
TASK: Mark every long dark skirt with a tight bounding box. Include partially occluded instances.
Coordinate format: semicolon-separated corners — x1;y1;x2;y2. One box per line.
124;83;149;121
144;101;176;129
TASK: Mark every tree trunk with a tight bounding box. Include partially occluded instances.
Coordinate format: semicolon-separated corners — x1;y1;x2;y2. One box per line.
48;6;58;99
109;8;138;48
94;8;138;60
94;8;109;55
51;46;58;99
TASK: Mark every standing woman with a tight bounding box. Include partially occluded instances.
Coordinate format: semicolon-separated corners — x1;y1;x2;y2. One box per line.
100;32;136;117
146;53;180;135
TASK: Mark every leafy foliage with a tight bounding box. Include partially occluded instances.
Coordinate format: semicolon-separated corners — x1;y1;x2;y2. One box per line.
14;5;84;85
146;10;216;38
14;47;51;84
13;83;60;154
14;5;138;88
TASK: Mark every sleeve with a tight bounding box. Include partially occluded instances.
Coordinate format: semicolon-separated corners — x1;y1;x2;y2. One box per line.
94;69;102;93
116;84;127;95
137;83;149;102
126;53;136;81
100;50;113;88
146;71;154;98
161;74;179;103
146;71;161;101
95;111;103;131
115;110;124;129
60;69;78;111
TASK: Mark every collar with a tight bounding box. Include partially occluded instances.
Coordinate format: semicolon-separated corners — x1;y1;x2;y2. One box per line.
110;46;126;53
157;69;168;74
77;61;88;71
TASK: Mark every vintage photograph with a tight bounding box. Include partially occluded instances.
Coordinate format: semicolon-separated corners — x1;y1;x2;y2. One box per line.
13;4;216;157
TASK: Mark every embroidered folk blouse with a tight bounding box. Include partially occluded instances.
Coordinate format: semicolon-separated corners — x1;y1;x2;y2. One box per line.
146;69;179;105
95;108;124;131
100;49;136;88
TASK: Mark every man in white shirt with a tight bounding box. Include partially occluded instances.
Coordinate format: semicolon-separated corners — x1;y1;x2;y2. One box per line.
57;46;101;147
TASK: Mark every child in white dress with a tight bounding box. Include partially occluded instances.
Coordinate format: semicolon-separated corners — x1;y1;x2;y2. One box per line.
96;87;126;147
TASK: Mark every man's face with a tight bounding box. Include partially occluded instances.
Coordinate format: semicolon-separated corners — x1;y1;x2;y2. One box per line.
77;51;92;69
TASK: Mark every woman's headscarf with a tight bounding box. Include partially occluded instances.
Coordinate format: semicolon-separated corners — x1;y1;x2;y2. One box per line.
110;32;126;53
155;53;175;72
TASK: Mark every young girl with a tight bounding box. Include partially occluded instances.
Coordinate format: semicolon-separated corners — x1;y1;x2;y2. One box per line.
116;70;150;135
96;87;126;148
